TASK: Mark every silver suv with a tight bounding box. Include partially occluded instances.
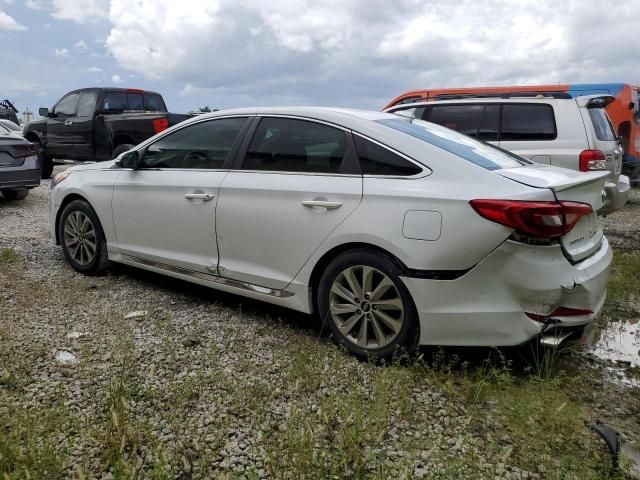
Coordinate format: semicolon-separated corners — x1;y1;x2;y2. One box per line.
386;94;630;215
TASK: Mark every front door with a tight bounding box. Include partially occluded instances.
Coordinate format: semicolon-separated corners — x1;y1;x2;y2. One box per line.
47;92;81;159
112;117;249;273
216;116;363;290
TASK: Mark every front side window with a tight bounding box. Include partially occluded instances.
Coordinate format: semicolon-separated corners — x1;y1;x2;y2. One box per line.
354;135;422;176
501;104;556;141
242;117;347;173
588;109;616;141
54;93;80;117
77;91;98;117
140;117;247;169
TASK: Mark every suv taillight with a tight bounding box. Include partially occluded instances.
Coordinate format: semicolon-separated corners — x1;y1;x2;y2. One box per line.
470;200;593;238
152;117;169;133
579;150;607;171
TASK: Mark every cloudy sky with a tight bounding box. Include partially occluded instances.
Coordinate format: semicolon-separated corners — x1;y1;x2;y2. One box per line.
0;0;638;116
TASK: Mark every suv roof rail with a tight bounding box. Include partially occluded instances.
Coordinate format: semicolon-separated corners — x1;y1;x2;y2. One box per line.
0;99;18;113
431;92;573;100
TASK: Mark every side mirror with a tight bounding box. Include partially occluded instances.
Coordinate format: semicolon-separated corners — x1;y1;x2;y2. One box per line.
118;150;140;169
39;107;50;118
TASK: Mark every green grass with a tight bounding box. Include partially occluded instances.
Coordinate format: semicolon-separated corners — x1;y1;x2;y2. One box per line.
604;250;640;312
0;247;20;265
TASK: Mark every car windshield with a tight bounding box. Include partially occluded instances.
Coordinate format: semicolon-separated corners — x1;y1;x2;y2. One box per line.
376;117;530;170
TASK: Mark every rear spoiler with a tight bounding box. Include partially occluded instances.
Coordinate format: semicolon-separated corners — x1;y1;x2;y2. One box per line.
576;95;615;108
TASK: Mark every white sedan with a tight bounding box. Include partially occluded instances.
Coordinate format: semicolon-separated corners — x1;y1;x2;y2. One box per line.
49;107;612;359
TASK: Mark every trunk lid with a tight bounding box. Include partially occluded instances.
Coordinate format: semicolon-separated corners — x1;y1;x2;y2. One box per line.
497;164;608;262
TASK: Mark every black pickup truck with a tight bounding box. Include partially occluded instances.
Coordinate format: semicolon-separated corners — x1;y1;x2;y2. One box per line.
24;88;192;178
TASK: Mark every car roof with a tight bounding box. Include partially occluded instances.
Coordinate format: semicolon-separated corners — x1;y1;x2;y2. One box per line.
385;97;579;110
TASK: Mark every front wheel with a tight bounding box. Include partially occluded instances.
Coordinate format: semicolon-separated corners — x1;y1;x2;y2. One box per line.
58;200;109;275
317;249;419;360
0;188;29;200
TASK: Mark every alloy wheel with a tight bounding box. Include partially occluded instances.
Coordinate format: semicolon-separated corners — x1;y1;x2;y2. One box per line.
329;265;405;349
63;211;97;266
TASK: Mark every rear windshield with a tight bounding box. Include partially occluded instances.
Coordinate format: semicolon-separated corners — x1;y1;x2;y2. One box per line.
588;109;616;141
376;117;529;171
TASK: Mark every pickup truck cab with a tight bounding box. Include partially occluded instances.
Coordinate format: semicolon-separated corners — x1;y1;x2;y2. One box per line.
24;88;192;178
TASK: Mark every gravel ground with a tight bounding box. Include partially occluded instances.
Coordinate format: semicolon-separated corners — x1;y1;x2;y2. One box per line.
1;166;639;480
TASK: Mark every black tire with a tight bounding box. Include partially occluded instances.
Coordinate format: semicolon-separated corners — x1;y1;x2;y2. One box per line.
111;144;135;160
40;153;54;179
0;188;29;200
58;199;109;275
317;249;419;361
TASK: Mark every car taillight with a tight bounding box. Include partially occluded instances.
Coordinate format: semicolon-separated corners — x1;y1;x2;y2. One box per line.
152;118;169;133
579;150;607;171
11;144;40;159
469;200;593;238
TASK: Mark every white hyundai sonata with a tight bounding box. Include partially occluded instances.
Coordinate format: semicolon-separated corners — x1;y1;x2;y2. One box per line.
49;107;612;359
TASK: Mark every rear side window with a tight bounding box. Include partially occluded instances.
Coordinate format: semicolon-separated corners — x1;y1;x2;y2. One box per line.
242;117;347;173
141;117;247;169
102;92;127;111
354;135;422;176
501;104;556;141
588;109;616;141
427;104;499;141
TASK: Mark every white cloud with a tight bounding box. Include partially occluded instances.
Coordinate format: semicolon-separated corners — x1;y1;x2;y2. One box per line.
103;0;640;108
73;39;89;52
25;0;44;10
54;47;68;57
111;74;122;83
3;0;14;4
51;0;108;23
81;66;102;72
0;10;26;31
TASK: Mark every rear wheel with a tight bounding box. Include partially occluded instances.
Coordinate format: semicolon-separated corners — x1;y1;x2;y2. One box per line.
58;200;109;275
0;188;29;200
317;249;419;360
111;144;135;160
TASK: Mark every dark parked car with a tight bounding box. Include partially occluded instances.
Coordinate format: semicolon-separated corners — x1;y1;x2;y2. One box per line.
0;123;41;200
24;87;193;178
0;119;22;132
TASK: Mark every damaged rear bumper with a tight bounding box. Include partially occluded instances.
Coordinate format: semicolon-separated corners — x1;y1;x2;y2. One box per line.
402;237;612;347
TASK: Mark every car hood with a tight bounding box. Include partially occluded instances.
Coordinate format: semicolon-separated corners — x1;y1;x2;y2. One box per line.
69;160;118;172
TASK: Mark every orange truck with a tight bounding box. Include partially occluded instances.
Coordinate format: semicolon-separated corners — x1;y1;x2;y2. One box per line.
384;83;640;181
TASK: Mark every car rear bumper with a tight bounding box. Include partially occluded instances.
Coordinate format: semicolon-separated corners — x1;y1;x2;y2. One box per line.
402;237;612;347
0;162;41;190
599;175;630;216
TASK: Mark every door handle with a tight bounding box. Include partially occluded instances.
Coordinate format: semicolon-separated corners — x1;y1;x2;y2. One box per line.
302;199;343;210
64;120;73;126
185;193;214;201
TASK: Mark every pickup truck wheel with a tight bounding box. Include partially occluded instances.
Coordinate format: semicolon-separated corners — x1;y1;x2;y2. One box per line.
0;188;29;200
112;144;135;160
41;154;54;179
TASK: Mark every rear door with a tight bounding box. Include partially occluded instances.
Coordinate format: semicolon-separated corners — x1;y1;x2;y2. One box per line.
216;116;363;290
